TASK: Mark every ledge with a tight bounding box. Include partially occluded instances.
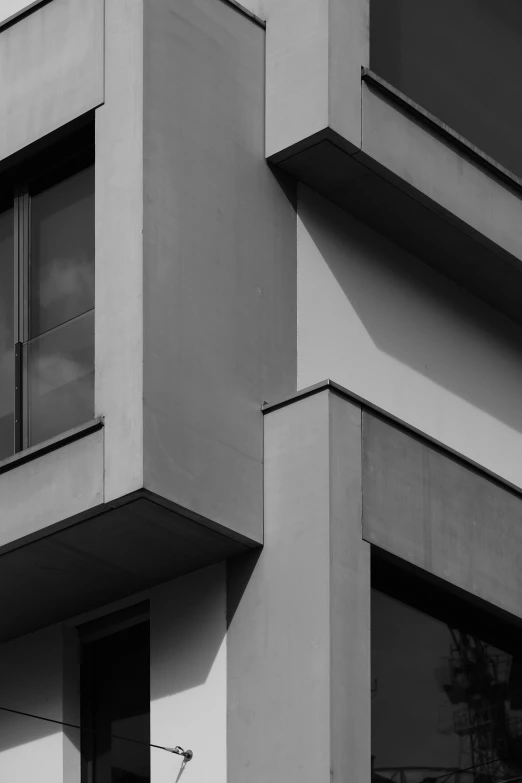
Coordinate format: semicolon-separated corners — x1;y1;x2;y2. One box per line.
361;68;522;194
0;417;104;476
273;74;522;326
263;380;522;500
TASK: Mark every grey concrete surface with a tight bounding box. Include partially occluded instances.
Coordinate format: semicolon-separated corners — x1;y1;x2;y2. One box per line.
0;427;103;549
0;0;104;161
142;0;297;543
265;0;368;160
363;410;522;620
0;491;248;642
227;390;370;782
95;0;145;502
360;82;522;265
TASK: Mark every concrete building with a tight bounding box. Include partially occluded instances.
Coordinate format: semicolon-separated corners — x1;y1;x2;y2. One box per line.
1;0;522;781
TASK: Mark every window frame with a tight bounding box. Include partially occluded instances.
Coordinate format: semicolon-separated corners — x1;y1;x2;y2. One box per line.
79;602;151;783
0;122;95;456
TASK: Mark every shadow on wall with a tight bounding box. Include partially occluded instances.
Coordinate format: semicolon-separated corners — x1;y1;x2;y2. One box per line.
150;562;235;783
298;187;522;437
0;624;80;759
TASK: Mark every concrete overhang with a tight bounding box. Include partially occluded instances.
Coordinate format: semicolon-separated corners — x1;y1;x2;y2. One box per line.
0;422;252;643
264;380;522;624
271;71;522;326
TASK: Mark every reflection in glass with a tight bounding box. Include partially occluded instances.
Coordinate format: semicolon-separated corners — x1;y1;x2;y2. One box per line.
83;622;150;783
372;589;522;783
30;166;94;338
0;209;14;461
27;310;94;446
370;0;522;178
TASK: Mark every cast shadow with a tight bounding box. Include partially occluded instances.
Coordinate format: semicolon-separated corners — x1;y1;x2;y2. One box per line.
299;188;522;437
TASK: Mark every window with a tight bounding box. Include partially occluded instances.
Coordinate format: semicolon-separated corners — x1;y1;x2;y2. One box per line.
81;608;150;783
0;138;94;460
371;558;522;783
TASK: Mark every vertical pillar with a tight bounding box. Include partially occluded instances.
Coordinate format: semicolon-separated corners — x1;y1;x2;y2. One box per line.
227;389;371;782
96;0;144;501
265;0;369;160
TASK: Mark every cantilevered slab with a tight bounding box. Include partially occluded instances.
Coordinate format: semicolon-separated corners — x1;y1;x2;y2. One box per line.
275;74;522;326
0;0;104;161
0;490;250;642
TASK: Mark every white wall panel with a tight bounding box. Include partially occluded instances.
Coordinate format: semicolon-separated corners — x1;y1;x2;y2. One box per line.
298;185;522;488
150;565;227;783
0;428;103;548
0;626;79;783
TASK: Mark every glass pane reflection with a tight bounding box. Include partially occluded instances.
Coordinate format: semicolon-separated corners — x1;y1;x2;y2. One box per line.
372;589;522;783
0;209;14;461
27;310;94;446
30;166;94;338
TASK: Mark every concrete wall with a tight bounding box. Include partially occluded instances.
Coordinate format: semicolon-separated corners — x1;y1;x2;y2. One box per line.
265;0;369;160
95;0;145;502
151;564;227;783
297;186;522;489
0;0;40;25
0;625;80;783
227;391;371;782
142;0;297;542
0;0;104;161
0;427;103;550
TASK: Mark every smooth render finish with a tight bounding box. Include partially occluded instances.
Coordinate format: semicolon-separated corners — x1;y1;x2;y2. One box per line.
0;625;79;783
297;185;522;490
142;0;297;543
265;0;368;160
0;427;103;548
151;565;227;783
0;493;247;642
0;0;104;162
359;83;522;265
227;390;370;782
95;0;145;502
362;411;522;619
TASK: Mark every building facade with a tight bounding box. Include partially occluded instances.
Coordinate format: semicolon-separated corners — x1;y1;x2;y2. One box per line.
1;0;522;781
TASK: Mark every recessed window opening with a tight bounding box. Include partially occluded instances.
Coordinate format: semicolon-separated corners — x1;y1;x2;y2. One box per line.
0;123;94;459
80;604;150;783
372;553;522;783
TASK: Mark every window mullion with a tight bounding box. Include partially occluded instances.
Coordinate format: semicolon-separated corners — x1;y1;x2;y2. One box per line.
14;188;30;452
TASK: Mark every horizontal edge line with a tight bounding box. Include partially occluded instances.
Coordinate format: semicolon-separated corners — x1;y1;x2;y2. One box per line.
263;380;522;499
0;416;104;476
361;68;522;193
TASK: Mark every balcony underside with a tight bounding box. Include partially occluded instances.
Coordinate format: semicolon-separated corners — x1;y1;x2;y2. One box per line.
275;81;522;327
0;491;250;642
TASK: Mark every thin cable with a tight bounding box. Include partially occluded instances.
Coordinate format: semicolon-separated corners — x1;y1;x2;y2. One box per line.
421;756;506;782
0;705;193;762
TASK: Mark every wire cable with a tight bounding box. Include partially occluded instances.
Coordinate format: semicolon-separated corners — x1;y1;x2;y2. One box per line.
0;705;193;762
421;758;522;783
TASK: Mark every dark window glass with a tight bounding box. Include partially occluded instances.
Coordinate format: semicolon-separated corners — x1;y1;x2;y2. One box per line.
372;589;522;783
26;164;95;447
370;0;522;179
0;209;14;461
27;310;94;445
30;166;95;337
82;622;150;783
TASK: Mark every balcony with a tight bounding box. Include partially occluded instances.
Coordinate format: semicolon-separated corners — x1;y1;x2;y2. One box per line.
267;0;522;325
0;0;295;640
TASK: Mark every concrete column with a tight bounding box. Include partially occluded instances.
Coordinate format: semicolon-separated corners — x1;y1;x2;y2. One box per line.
265;0;369;160
0;625;80;783
95;0;144;501
227;389;371;782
